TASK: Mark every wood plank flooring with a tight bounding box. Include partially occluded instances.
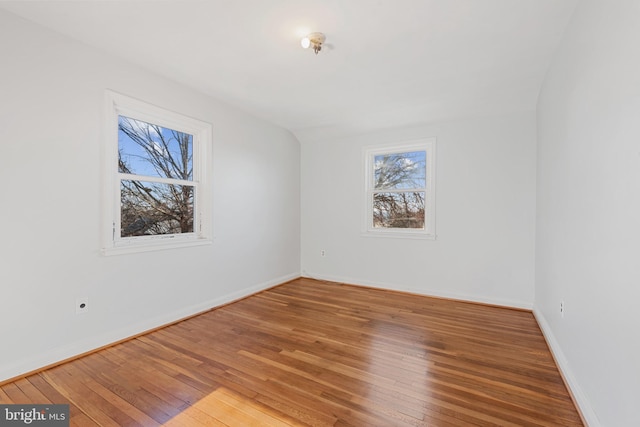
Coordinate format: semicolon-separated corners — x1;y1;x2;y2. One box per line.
0;278;583;426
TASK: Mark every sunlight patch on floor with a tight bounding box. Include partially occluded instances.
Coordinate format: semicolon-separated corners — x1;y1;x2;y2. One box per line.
163;386;293;427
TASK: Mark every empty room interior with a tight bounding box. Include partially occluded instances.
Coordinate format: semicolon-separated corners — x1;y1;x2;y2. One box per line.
0;1;638;426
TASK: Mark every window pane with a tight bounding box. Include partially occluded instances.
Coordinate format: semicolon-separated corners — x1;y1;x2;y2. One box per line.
120;180;194;237
118;115;193;180
374;151;426;190
373;192;425;229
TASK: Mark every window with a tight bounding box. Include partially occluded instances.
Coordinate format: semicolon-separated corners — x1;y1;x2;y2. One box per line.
102;91;212;255
364;139;436;239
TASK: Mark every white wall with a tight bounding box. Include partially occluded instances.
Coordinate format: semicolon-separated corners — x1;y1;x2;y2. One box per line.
0;10;300;382
535;0;640;425
301;112;537;308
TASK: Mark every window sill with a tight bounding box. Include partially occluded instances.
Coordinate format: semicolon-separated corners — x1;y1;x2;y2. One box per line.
101;238;212;256
361;230;436;240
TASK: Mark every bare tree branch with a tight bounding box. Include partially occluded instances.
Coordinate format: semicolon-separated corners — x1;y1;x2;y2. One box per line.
118;116;194;237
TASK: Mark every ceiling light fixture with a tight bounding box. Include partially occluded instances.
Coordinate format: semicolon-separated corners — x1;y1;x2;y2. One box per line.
301;32;326;55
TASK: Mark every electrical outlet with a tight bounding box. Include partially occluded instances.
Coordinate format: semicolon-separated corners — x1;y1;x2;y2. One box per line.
76;297;89;314
560;300;565;318
320;250;326;257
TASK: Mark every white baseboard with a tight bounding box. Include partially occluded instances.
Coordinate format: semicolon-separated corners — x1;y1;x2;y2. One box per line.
533;308;599;427
302;272;533;310
0;272;300;383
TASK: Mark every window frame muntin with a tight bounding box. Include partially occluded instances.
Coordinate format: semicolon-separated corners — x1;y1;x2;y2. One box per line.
102;91;212;255
363;138;436;239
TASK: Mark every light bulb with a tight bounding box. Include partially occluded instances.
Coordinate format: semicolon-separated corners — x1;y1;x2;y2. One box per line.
301;37;311;49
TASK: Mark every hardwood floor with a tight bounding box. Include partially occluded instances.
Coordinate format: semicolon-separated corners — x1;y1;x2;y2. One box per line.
0;278;583;426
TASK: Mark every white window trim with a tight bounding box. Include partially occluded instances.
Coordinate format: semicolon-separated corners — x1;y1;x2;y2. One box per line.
102;90;213;255
362;138;436;240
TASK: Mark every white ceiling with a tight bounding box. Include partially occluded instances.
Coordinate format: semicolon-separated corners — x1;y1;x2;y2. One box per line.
1;0;578;142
